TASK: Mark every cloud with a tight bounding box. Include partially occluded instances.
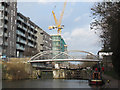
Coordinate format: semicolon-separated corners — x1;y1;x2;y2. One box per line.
71;2;76;6
63;26;101;54
74;16;81;22
74;13;89;22
63;8;73;19
36;0;53;4
17;0;102;2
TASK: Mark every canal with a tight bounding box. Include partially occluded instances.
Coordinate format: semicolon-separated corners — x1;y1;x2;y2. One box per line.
2;79;92;88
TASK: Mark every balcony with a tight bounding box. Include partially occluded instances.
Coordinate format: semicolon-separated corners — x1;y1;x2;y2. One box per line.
31;37;35;41
0;22;2;27
4;42;8;46
28;30;33;35
16;30;25;37
28;30;30;33
27;23;30;27
16;38;20;42
31;31;33;35
55;44;60;47
0;15;4;19
20;40;26;45
0;6;4;10
28;43;34;47
16;38;26;45
28;36;32;40
17;46;25;51
40;31;44;35
4;24;7;29
4;16;8;20
5;8;9;13
31;25;35;30
23;27;27;31
53;40;60;42
17;24;23;29
0;31;3;36
4;33;8;37
17;17;25;23
16;44;25;51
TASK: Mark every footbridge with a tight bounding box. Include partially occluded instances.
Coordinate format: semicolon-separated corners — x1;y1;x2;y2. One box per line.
28;50;101;63
27;50;102;79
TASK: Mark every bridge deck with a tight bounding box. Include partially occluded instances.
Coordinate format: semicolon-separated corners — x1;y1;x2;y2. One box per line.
29;59;101;63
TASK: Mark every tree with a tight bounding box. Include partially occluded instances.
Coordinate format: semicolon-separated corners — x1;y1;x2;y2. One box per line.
91;2;120;76
24;47;39;57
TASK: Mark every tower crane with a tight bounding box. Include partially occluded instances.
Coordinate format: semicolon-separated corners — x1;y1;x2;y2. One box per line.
48;0;67;35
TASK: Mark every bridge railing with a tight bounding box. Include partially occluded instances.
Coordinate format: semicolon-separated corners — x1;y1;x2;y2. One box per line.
28;50;101;62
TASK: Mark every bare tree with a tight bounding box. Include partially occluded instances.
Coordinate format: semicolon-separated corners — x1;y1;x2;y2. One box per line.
24;47;39;57
91;2;120;76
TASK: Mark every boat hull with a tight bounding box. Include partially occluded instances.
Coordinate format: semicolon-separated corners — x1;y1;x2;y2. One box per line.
89;79;104;85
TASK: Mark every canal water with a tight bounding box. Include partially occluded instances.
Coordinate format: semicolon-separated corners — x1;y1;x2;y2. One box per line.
2;79;92;88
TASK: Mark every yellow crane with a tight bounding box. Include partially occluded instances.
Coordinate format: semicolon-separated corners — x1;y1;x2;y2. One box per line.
48;0;67;35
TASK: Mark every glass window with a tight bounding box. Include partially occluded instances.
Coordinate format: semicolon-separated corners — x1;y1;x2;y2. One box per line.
0;20;3;26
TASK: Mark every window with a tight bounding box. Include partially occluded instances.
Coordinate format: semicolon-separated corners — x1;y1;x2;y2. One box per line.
11;17;13;22
14;11;16;16
9;32;11;37
0;30;3;36
0;20;3;26
11;25;12;30
15;20;16;24
11;10;13;15
10;41;12;46
14;4;16;9
0;38;3;45
0;46;2;55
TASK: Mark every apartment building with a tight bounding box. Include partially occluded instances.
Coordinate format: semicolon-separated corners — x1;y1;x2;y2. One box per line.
36;28;52;52
17;13;52;57
16;13;38;57
0;2;52;58
0;2;17;58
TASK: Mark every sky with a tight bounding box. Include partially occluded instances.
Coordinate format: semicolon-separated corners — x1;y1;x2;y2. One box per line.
17;1;101;55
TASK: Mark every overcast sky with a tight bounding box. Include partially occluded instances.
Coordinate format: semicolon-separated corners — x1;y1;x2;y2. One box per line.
17;1;101;55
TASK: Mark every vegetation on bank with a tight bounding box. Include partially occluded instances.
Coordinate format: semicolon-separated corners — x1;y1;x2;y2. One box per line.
2;58;38;80
91;1;120;77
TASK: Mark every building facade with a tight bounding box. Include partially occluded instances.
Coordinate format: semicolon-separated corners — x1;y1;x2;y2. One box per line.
16;13;38;57
0;2;17;58
51;35;67;52
0;2;54;58
51;35;67;60
17;13;52;57
36;28;52;52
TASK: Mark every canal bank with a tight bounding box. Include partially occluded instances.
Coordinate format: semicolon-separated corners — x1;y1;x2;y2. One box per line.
102;74;120;88
2;58;90;80
0;61;2;90
2;58;39;80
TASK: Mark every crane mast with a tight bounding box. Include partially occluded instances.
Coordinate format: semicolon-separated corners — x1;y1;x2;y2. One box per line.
48;0;67;35
52;11;58;26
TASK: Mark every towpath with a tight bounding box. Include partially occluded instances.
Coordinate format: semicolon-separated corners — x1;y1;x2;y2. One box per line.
102;74;120;88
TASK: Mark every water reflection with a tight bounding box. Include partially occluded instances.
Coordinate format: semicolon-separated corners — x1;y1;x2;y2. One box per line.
3;79;92;88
